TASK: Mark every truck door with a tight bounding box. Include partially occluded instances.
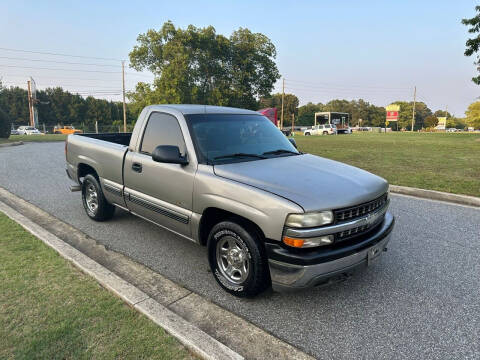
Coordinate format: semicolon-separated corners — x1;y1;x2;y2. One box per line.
123;112;195;237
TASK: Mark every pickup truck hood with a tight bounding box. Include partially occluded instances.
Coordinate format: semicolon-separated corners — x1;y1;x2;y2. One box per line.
213;154;388;212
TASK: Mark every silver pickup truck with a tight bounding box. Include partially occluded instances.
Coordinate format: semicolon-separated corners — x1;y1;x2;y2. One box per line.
66;105;394;297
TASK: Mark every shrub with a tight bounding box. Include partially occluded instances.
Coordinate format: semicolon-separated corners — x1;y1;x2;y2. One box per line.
0;108;11;139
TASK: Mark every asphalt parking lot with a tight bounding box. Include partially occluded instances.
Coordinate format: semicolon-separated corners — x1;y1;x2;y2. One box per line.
1;142;479;359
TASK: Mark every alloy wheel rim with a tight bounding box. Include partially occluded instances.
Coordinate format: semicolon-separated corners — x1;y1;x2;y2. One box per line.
85;181;98;214
216;235;250;284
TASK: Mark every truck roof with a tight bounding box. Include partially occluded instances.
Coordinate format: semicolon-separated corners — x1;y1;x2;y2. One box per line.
144;104;259;115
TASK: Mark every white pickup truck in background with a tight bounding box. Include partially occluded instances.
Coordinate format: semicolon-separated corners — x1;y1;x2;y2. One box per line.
304;124;336;136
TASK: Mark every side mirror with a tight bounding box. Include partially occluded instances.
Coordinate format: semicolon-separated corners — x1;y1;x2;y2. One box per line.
288;138;297;149
152;145;188;165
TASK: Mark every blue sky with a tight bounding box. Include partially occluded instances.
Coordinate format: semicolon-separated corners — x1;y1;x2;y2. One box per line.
0;0;478;115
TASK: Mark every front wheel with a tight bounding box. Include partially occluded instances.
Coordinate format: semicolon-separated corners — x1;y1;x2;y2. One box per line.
323;131;328;135
207;220;270;297
304;132;310;136
81;174;115;221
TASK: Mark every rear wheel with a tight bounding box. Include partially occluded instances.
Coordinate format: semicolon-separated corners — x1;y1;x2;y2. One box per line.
81;174;115;221
208;220;270;297
323;131;328;135
305;132;310;136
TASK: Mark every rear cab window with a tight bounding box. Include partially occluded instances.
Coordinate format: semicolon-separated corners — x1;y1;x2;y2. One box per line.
140;112;186;155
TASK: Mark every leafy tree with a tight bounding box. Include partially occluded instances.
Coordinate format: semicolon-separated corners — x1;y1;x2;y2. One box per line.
465;101;480;129
446;117;467;129
0;107;11;138
128;21;280;110
297;102;322;126
462;6;480;84
424;115;439;128
433;110;452;118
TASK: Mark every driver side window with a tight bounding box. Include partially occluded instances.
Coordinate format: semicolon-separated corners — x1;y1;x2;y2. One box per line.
140;112;186;155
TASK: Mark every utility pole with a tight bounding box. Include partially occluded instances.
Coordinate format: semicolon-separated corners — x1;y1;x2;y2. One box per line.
411;86;416;132
27;80;34;127
280;78;285;130
291;113;295;135
122;61;127;132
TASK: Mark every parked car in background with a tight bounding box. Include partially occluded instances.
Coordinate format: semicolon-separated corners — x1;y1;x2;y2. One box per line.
304;124;336;136
54;125;83;135
10;129;20;135
16;126;41;135
340;127;352;134
446;128;457;133
65;104;394;297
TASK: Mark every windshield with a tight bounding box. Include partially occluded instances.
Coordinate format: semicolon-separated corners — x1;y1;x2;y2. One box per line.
185;114;299;164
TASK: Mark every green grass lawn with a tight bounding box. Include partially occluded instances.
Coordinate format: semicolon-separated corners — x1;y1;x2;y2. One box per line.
294;132;480;197
0;134;68;143
0;214;195;360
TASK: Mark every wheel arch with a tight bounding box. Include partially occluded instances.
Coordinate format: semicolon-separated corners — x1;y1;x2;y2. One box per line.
198;207;266;246
77;163;99;182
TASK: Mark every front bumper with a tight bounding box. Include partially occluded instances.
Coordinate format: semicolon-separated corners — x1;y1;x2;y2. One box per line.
267;212;394;291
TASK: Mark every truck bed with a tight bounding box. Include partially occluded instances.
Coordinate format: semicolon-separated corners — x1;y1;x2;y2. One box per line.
66;133;132;186
77;133;132;146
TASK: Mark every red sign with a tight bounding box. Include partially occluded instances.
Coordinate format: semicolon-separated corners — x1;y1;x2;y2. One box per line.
386;111;399;121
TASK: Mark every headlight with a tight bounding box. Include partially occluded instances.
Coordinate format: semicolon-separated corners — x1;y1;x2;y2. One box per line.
285;211;333;228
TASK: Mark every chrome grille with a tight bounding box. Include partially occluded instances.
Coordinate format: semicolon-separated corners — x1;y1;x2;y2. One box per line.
334;193;388;223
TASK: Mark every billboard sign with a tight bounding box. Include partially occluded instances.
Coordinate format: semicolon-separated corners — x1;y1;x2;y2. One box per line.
436;117;447;130
385;104;400;122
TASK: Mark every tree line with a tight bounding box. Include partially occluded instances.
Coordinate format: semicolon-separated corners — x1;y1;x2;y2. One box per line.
0;83;136;131
0;80;473;133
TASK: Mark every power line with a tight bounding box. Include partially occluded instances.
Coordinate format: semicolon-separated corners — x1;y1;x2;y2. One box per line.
285;78;411;91
0;73;136;82
0;47;124;62
284;82;411;93
0;56;122;68
0;63;151;77
284;86;411;97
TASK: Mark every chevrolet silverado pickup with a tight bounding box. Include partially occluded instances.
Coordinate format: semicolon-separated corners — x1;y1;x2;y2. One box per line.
65;105;394;297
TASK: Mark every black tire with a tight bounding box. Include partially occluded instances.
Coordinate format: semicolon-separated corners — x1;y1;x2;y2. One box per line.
81;174;115;221
305;132;310;136
207;220;270;297
323;131;328;135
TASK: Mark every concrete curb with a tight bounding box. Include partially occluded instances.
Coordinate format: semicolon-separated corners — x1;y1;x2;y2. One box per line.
0;141;23;147
0;200;242;360
389;185;480;208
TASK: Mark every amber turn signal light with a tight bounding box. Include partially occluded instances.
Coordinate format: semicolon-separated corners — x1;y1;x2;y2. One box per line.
282;236;305;248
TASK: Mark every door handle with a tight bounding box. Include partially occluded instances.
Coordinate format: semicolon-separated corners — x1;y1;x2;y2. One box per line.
132;162;142;173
